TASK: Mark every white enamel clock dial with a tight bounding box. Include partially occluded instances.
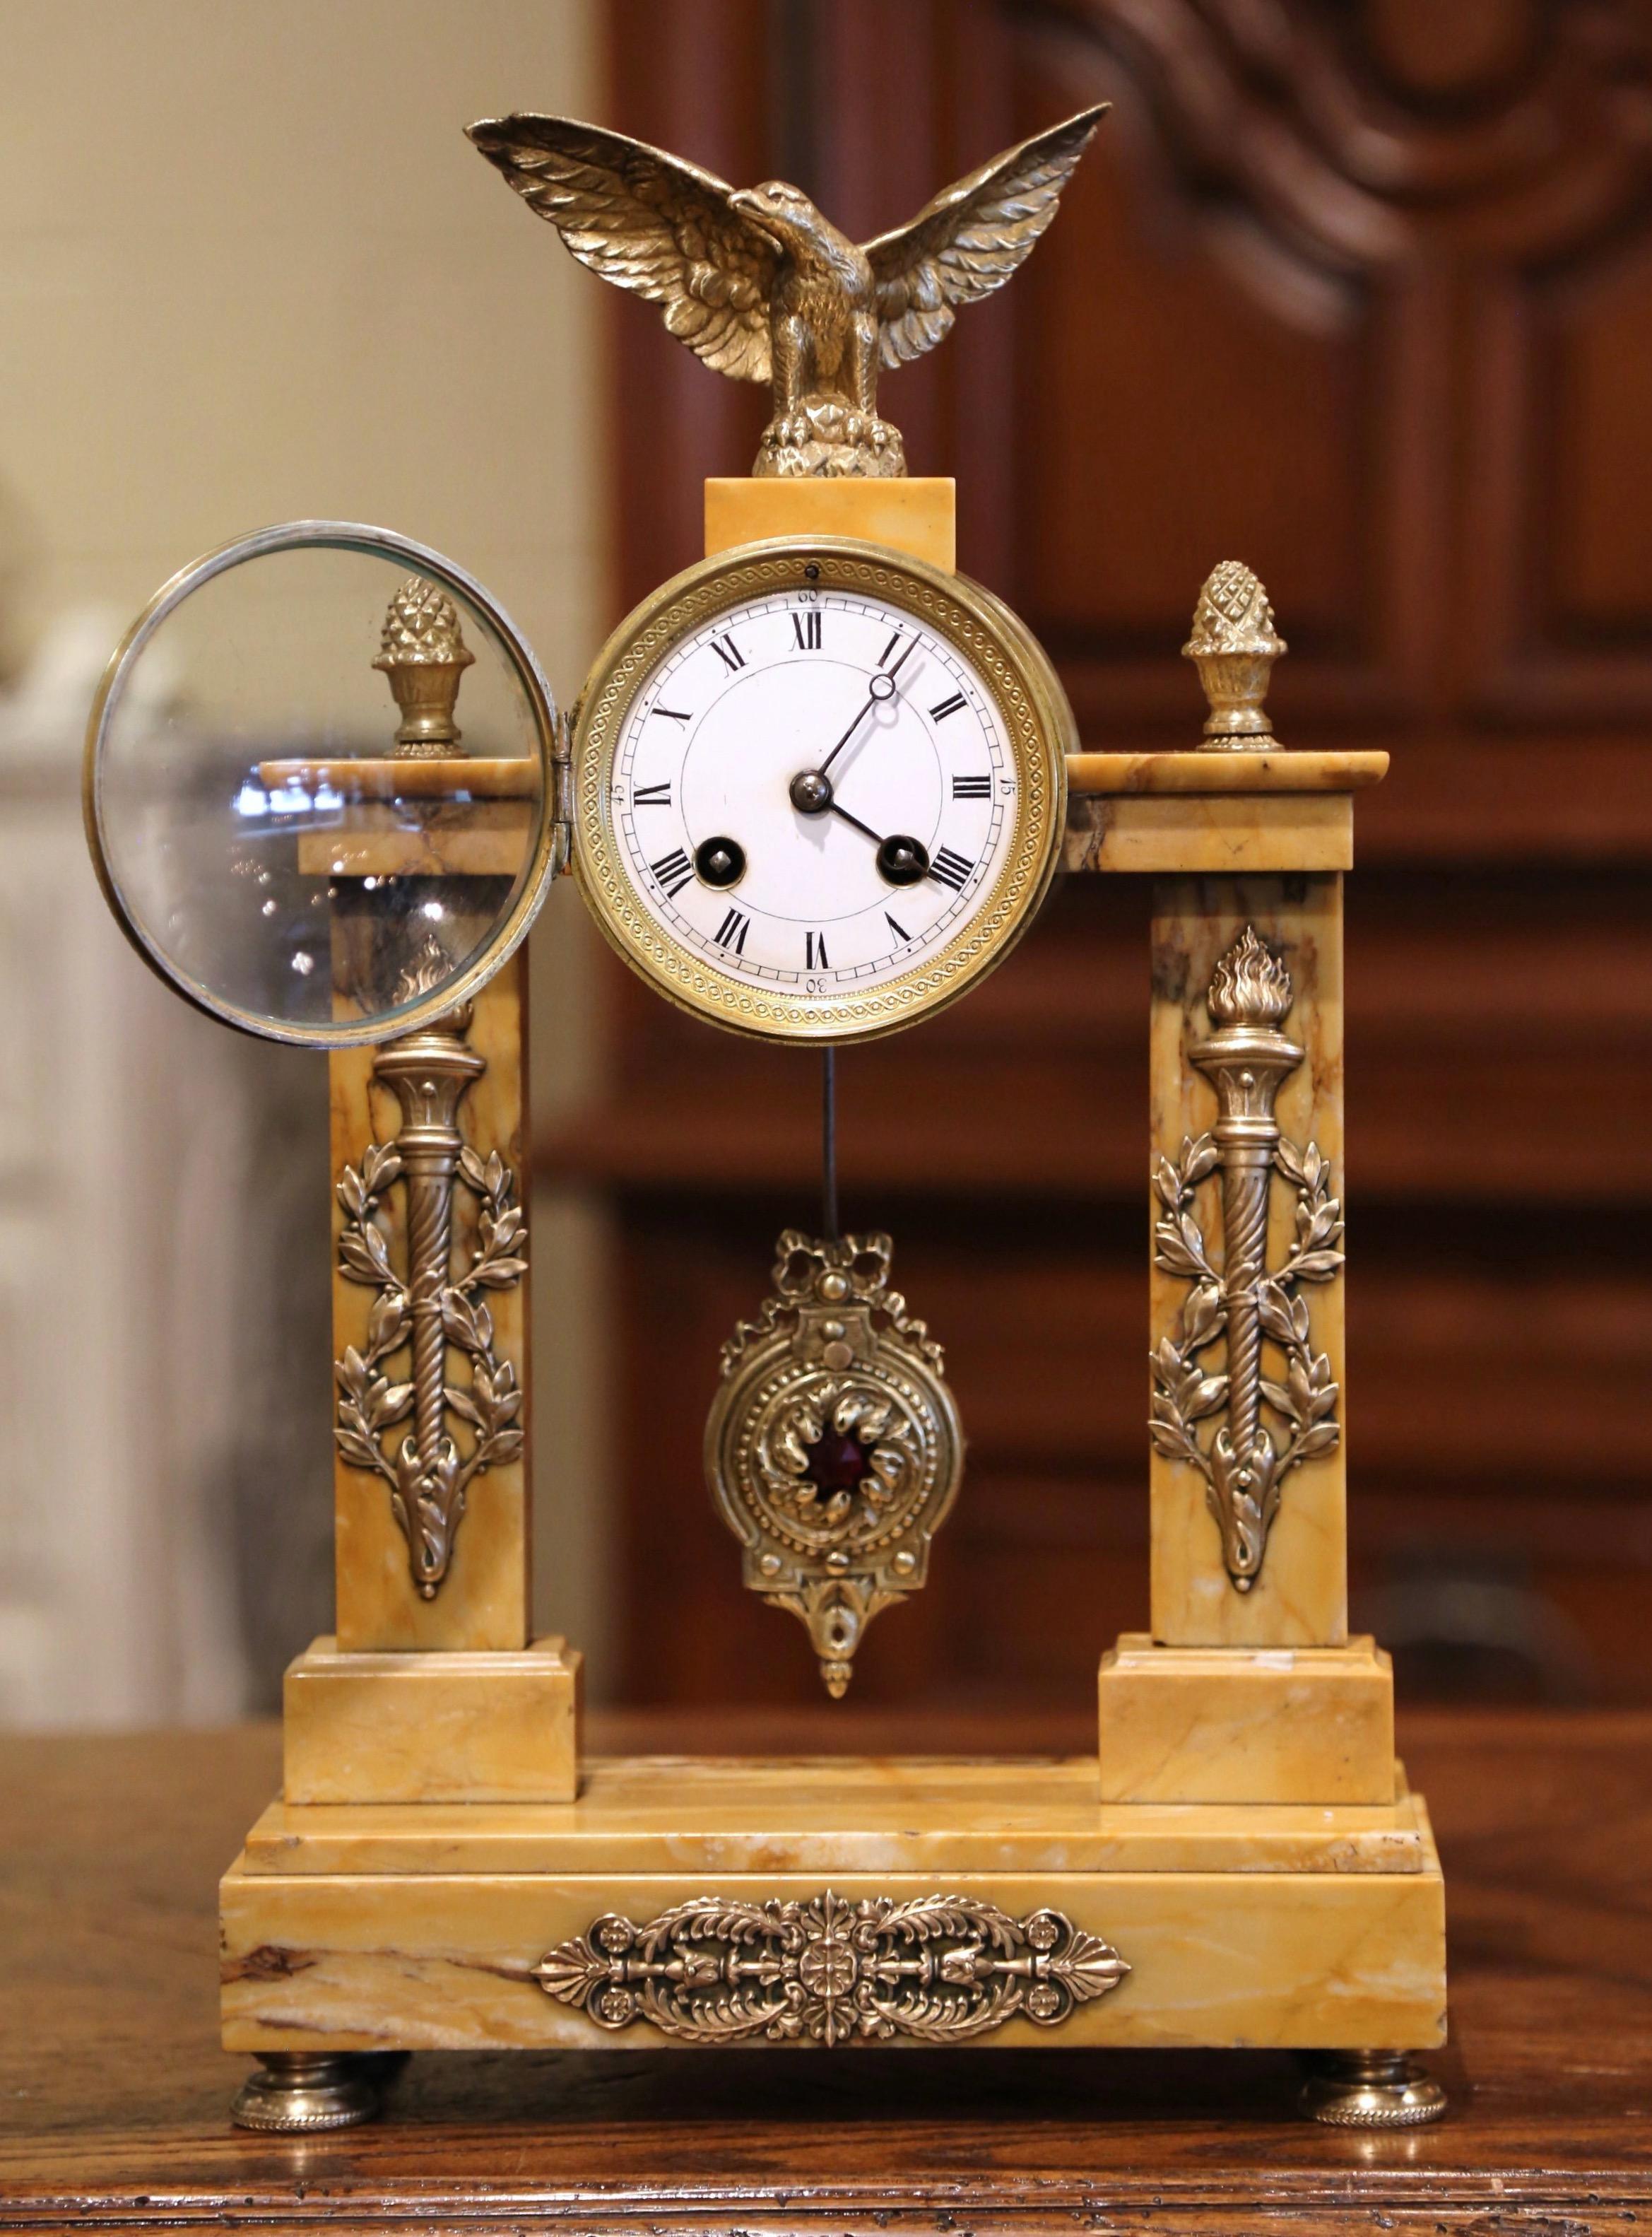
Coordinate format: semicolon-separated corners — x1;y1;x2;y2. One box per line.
571;538;1073;1043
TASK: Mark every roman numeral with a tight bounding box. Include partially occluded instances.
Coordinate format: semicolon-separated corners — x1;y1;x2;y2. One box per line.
885;912;911;944
951;775;991;799
713;906;750;955
632;781;672;806
652;705;691;723
806;930;830;970
929;691;967;722
649;847;694;898
791;609;822;650
878;630;904;668
709;634;745;672
930;846;974;891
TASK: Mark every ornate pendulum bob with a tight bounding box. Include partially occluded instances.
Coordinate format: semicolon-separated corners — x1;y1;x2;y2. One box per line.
705;1228;964;1696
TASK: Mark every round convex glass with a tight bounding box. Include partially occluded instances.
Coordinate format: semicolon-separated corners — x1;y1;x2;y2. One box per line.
85;522;559;1047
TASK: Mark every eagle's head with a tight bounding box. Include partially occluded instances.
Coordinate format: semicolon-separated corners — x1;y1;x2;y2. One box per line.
728;180;839;261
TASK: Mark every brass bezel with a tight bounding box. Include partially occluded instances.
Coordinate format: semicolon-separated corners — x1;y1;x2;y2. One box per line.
83;519;562;1051
570;535;1073;1044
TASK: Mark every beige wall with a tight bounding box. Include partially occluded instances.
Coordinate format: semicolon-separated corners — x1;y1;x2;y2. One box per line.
0;0;615;1718
0;0;606;683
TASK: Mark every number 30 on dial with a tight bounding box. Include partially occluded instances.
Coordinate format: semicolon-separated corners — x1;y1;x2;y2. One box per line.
570;537;1074;1043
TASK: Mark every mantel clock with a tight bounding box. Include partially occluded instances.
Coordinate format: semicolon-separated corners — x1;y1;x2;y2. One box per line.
84;100;1447;2139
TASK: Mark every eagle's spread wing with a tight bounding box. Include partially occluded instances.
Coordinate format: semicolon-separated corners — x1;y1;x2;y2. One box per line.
863;107;1108;370
466;115;779;384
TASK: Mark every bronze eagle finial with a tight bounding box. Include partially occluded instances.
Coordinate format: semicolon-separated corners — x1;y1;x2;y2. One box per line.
466;105;1108;478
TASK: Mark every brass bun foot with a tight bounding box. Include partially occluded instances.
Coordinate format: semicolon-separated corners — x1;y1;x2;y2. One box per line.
230;2050;406;2132
1299;2049;1447;2127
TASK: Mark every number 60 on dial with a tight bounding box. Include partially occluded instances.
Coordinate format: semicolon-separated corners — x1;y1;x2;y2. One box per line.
569;537;1074;1043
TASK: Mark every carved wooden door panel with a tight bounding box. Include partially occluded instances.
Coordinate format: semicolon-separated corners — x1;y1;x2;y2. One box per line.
561;0;1652;1708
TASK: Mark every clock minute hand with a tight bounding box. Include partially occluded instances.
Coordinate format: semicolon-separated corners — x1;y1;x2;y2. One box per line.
815;637;917;780
814;683;881;781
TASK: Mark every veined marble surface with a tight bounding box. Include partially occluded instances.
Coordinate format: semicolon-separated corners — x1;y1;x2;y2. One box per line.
283;1633;579;1804
703;476;958;573
1099;1634;1394;1804
223;1828;1446;2053
242;1751;1427;1877
1063;792;1353;874
1149;873;1349;1647
1067;748;1388;794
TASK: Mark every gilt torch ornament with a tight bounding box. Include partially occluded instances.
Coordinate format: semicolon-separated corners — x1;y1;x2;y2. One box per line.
1150;925;1345;1591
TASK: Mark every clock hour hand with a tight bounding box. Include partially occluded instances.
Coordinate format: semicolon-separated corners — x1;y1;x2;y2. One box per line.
826;799;883;845
825;799;930;888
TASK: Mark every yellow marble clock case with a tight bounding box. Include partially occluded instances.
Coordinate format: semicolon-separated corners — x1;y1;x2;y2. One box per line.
220;478;1444;2113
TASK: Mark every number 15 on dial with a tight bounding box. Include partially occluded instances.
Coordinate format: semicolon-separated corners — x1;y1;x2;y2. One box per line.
570;537;1073;1043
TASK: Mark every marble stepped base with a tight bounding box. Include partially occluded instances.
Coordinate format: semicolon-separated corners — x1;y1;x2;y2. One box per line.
221;1753;1446;2054
1097;1635;1395;1804
283;1634;582;1804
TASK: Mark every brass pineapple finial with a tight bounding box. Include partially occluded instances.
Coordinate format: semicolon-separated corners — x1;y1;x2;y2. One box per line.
1183;560;1286;748
374;575;476;756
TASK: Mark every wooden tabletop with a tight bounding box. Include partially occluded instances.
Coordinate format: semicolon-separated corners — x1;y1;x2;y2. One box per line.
2;1708;1649;2231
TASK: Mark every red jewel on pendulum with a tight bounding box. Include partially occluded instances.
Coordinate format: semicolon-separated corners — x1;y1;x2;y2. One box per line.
801;1420;871;1501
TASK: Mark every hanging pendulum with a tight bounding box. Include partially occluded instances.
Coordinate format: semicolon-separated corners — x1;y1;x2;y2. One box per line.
821;1045;839;1245
704;1049;965;1697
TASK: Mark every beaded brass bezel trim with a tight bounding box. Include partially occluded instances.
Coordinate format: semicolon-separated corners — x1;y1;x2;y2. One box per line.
570;536;1073;1045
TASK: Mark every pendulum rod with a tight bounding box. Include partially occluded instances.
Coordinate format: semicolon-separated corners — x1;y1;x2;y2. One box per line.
822;1046;839;1243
